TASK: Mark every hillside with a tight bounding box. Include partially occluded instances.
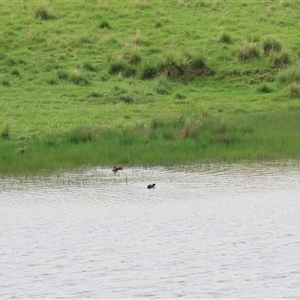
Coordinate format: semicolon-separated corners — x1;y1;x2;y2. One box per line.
1;1;300;173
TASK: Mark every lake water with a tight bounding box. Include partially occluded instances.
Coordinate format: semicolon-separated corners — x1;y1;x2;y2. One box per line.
1;162;300;298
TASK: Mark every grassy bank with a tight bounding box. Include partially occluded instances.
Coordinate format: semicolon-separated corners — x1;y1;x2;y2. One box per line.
1;1;300;174
2;111;300;175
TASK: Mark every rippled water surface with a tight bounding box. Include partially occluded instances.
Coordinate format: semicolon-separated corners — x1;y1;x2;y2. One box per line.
1;163;300;298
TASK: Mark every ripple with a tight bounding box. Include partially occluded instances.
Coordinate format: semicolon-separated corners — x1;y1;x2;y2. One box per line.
1;163;300;298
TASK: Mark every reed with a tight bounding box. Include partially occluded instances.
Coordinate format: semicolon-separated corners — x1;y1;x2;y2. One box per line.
1;111;300;175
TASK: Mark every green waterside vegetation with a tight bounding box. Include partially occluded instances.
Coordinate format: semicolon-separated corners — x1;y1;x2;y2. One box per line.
1;0;300;174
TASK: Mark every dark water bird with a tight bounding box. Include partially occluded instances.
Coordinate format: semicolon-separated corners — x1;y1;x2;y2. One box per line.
112;166;123;173
17;147;26;154
147;183;156;189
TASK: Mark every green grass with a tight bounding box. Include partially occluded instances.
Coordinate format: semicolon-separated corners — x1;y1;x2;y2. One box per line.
1;0;300;174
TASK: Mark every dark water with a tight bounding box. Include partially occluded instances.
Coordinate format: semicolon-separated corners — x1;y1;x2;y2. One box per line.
1;163;300;298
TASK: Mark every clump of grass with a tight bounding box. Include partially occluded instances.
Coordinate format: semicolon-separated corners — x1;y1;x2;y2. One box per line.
27;28;37;42
98;1;109;10
262;37;282;55
134;0;150;9
157;51;211;79
57;70;69;81
83;62;97;72
123;66;136;77
181;124;198;139
175;93;186;100
99;20;111;29
108;61;125;75
173;115;186;128
270;51;291;67
121;50;142;65
0;50;6;61
247;34;261;43
214;118;229;135
108;60;136;77
6;57;17;66
147;115;237;146
215;133;231;145
42;135;57;147
277;67;300;84
67;127;93;144
149;120;176;140
140;62;159;79
11;68;20;76
69;69;89;85
111;48;142;68
237;42;261;61
289;82;300;98
158;51;189;78
47;78;58;85
155;21;162;28
191;55;211;74
119;93;136;103
1;123;10;140
109;49;210;80
156;77;172;95
2;79;10;87
80;37;94;44
89;91;101;98
257;83;273;93
128;53;142;65
219;32;233;44
35;4;55;20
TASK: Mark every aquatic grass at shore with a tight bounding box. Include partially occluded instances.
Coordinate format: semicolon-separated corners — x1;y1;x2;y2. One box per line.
1;111;300;175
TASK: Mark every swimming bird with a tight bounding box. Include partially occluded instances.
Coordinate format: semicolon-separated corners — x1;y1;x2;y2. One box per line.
147;183;156;189
112;166;123;173
17;147;26;154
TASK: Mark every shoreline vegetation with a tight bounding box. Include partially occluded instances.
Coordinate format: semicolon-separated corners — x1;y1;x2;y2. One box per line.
1;1;300;174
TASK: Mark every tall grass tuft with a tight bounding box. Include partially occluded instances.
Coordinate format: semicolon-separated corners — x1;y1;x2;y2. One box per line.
134;0;150;9
11;68;20;77
109;49;211;80
181;124;198;139
140;62;159;79
69;69;89;85
122;49;142;65
257;83;273;93
128;52;142;65
67;127;94;144
270;51;291;67
289;82;300;98
57;70;69;81
156;77;172;95
47;77;58;85
35;4;55;20
2;79;10;87
158;51;189;78
119;93;136;103
219;32;233;44
237;42;261;61
109;60;136;77
109;60;126;75
191;55;210;72
277;67;300;84
99;20;111;29
262;37;282;55
1;123;10;140
83;62;98;72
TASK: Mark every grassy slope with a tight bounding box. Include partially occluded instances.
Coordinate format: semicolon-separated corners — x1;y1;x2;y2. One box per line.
1;0;300;173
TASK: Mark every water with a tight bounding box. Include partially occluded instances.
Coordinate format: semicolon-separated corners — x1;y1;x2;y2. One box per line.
1;162;300;298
